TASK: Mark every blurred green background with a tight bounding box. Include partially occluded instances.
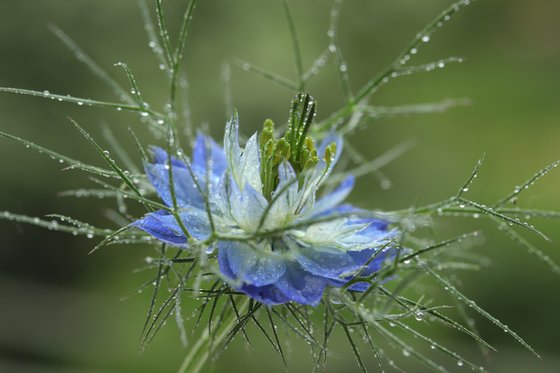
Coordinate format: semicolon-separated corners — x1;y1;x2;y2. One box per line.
0;0;559;372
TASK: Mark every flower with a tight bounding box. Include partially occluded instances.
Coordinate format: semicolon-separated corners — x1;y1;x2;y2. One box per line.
132;111;396;306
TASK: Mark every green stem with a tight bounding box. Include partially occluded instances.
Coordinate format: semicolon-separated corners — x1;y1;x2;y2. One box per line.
177;298;249;373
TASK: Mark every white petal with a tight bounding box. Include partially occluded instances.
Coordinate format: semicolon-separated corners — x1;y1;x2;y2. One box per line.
224;114;242;187
239;133;262;193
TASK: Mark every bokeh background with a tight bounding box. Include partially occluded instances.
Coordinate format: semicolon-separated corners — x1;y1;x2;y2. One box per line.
0;0;559;372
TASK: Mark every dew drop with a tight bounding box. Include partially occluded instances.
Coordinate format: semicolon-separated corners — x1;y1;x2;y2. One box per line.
421;35;430;43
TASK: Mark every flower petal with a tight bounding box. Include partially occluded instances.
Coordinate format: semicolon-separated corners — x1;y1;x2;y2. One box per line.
346;247;397;291
239;133;262;192
222;175;268;232
274;264;329;306
240;284;291;305
132;208;212;245
310;175;355;217
336;218;397;251
192;133;227;177
220;241;286;287
131;210;188;246
262;161;299;229
296;203;397;251
224;114;242;182
150;146;188;169
223;115;262;193
145;162;204;209
285;237;361;280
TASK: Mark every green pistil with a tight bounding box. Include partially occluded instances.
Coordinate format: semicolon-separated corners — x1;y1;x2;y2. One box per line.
259;93;336;200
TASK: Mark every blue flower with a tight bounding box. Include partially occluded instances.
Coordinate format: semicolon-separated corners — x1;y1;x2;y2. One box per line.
132;116;396;306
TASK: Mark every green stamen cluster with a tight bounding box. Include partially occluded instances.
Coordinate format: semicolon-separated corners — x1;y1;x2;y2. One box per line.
259;93;337;200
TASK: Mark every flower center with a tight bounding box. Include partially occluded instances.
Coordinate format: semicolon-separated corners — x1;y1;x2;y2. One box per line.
270;238;290;253
259;93;337;200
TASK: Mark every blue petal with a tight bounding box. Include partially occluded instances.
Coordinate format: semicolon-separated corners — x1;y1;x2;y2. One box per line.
320;204;392;231
150;146;187;169
218;245;236;279
191;133;227;176
132;208;212;245
274;264;329;306
350;247;396;276
287;237;361;280
145;162;204;209
218;249;290;305
346;247;397;291
240;284;291;305
220;241;286;287
131;210;187;246
310;175;355;217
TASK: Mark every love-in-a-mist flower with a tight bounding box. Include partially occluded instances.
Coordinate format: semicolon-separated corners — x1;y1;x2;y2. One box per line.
133;94;397;306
